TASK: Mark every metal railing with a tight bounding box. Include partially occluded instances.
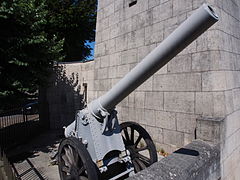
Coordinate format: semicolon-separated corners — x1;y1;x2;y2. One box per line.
0;104;41;149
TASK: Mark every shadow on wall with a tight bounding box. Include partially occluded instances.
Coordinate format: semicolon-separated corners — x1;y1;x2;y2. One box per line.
40;64;87;130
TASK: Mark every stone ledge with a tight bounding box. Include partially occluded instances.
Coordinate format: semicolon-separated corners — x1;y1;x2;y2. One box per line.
127;140;220;180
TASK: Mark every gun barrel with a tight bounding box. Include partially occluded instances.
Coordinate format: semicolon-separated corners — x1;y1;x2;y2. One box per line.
89;4;218;118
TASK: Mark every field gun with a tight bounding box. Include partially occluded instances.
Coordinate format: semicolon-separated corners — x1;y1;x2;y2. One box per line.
58;4;218;180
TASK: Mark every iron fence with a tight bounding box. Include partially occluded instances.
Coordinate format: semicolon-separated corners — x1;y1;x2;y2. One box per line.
0;104;41;149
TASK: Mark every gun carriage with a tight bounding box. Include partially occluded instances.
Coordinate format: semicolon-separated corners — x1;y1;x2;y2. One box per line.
57;4;219;180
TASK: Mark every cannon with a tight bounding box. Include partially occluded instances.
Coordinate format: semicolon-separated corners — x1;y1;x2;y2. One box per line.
58;4;218;180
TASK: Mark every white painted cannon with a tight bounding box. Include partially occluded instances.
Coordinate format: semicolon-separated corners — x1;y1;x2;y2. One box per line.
58;4;218;180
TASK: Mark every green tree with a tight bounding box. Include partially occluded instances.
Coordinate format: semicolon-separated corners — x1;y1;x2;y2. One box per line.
46;0;97;61
0;0;97;109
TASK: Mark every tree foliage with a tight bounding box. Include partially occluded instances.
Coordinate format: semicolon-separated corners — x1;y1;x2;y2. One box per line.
0;0;97;109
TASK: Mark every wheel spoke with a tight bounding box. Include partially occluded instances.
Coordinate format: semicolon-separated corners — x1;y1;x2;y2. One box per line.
62;154;71;167
58;138;99;180
123;128;130;142
131;128;134;144
65;146;75;165
78;166;85;176
136;153;151;165
135;158;146;170
122;135;127;144
136;146;148;152
134;135;142;147
132;159;141;172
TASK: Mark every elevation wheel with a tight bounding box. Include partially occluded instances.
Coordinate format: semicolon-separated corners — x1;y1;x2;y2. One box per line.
58;137;99;180
120;121;158;173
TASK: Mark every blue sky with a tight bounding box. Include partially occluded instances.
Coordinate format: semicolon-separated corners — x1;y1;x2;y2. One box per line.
86;41;95;60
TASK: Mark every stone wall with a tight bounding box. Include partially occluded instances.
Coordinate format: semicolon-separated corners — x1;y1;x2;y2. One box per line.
42;0;240;179
128;140;220;180
41;61;95;129
95;0;240;179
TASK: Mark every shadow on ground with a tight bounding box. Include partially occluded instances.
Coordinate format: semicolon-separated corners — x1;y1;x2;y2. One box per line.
7;130;63;180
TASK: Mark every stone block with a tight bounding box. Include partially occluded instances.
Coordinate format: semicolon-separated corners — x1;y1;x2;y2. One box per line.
155;64;167;74
164;92;195;113
132;10;153;31
225;110;240;138
120;18;132;35
108;66;117;79
100;55;110;68
196;117;224;144
109;11;120;27
224;90;234;115
135;92;145;108
163;129;184;147
155;111;176;130
173;0;192;16
106;38;116;55
109;52;121;67
144;109;156;126
94;42;106;57
176;113;197;134
135;108;145;123
145;91;164;111
114;0;124;12
195;31;209;52
233;88;240;111
128;107;136;121
225;71;235;90
167;54;191;73
153;1;173;24
103;2;114;18
117;64;130;78
163;15;179;38
137;44;157;62
233;71;240;88
128;93;135;108
202;71;227;91
115;34;128;52
136;77;153;91
96;67;108;80
192;51;220;72
101;28;110;42
184;133;194;145
195;92;226;117
153;73;201;92
110;23;120;39
149;0;160;9
145;21;164;45
121;106;129;122
128;140;221;180
127;29;145;49
120;49;137;65
137;0;149;13
145;126;163;143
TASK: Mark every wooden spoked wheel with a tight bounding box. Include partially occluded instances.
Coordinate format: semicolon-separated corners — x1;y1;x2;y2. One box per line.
58;137;99;180
120;121;158;173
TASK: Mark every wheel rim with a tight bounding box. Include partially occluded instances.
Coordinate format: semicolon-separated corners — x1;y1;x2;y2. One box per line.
120;122;157;173
59;144;88;180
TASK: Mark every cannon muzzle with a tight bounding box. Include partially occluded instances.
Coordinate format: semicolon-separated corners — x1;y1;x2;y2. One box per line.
89;4;219;118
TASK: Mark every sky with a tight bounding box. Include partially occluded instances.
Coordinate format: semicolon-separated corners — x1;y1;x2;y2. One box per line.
86;41;95;60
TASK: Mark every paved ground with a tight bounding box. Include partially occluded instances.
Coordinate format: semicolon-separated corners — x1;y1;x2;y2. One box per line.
7;130;164;180
8;130;62;180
